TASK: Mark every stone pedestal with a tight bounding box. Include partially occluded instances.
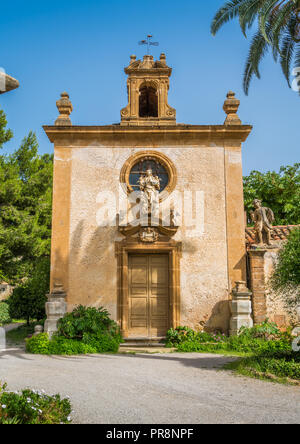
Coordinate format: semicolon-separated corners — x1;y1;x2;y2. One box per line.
230;281;253;336
44;284;67;338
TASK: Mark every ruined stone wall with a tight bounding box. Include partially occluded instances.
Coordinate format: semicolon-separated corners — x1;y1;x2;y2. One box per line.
249;248;295;327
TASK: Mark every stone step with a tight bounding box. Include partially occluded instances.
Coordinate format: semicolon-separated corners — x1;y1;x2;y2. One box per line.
121;343;166;348
120;337;166;348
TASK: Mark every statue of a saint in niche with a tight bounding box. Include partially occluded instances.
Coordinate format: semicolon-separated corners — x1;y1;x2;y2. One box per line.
138;168;161;216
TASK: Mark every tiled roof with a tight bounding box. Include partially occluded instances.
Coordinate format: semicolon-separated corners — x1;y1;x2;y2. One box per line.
246;225;300;246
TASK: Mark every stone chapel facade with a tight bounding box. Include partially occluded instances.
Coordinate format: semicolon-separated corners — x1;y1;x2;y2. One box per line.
44;54;254;340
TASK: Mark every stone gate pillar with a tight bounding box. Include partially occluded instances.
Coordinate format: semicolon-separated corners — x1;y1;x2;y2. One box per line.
248;250;267;324
230;281;253;335
44;284;67;338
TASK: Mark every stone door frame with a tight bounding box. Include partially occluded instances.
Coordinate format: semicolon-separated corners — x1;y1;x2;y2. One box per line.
115;239;182;339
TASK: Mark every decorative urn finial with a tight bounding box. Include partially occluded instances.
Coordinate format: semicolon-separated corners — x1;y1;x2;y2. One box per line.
55;92;73;126
223;91;241;125
160;53;167;65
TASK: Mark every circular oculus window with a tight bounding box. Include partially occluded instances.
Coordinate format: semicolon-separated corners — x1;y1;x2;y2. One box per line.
120;151;177;201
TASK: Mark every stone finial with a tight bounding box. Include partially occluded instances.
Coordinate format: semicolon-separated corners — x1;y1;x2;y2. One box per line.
160;53;167;64
130;55;136;64
223;91;241;125
55;92;73;126
34;325;44;336
234;281;250;294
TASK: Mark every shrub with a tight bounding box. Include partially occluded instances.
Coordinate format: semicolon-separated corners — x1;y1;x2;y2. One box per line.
26;333;52;354
0;382;72;424
58;305;119;339
26;305;122;355
168;322;293;356
176;334;292;355
239;319;281;340
271;228;300;307
57;305;120;340
166;326;226;347
0;302;11;325
26;332;120;355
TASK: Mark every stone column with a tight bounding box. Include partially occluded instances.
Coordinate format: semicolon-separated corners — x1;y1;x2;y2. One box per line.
44;284;67;338
230;281;253;335
248;249;267;324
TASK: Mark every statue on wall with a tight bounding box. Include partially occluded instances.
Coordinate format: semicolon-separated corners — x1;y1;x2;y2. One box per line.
138;168;161;216
250;199;275;246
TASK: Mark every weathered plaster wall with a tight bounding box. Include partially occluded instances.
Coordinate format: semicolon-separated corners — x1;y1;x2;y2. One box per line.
66;144;230;332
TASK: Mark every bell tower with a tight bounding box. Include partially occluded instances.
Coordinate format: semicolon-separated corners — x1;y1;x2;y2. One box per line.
120;53;176;126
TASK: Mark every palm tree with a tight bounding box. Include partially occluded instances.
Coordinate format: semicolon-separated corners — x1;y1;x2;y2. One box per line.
211;0;300;94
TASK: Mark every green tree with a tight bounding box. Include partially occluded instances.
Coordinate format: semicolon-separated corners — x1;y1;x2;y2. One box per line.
8;257;50;325
211;0;300;94
244;163;300;225
0;109;53;283
271;228;300;306
0;110;13;148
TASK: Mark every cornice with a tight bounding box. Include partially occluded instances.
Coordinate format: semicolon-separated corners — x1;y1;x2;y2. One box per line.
43;124;252;146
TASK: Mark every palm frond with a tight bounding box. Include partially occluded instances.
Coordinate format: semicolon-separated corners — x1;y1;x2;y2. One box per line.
243;29;270;94
259;0;281;42
212;0;300;94
293;45;300;94
211;0;245;35
294;44;300;67
272;1;297;49
280;17;296;85
239;0;264;36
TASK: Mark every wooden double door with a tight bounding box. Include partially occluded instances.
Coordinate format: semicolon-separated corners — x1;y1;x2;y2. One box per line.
128;254;169;338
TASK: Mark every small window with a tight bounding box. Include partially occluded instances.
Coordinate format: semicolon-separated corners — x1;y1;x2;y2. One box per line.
139;85;158;118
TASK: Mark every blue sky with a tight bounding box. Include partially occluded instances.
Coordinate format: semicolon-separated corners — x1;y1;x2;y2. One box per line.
1;0;299;175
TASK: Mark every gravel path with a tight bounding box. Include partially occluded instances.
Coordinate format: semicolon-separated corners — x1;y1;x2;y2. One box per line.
0;350;299;424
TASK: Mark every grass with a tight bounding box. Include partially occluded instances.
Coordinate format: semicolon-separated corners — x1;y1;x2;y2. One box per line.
224;356;300;386
167;344;253;358
6;323;35;345
0;319;27;327
11;319;27;324
197;349;253;358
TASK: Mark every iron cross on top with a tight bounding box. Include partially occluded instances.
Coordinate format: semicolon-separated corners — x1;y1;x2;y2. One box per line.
138;35;159;55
